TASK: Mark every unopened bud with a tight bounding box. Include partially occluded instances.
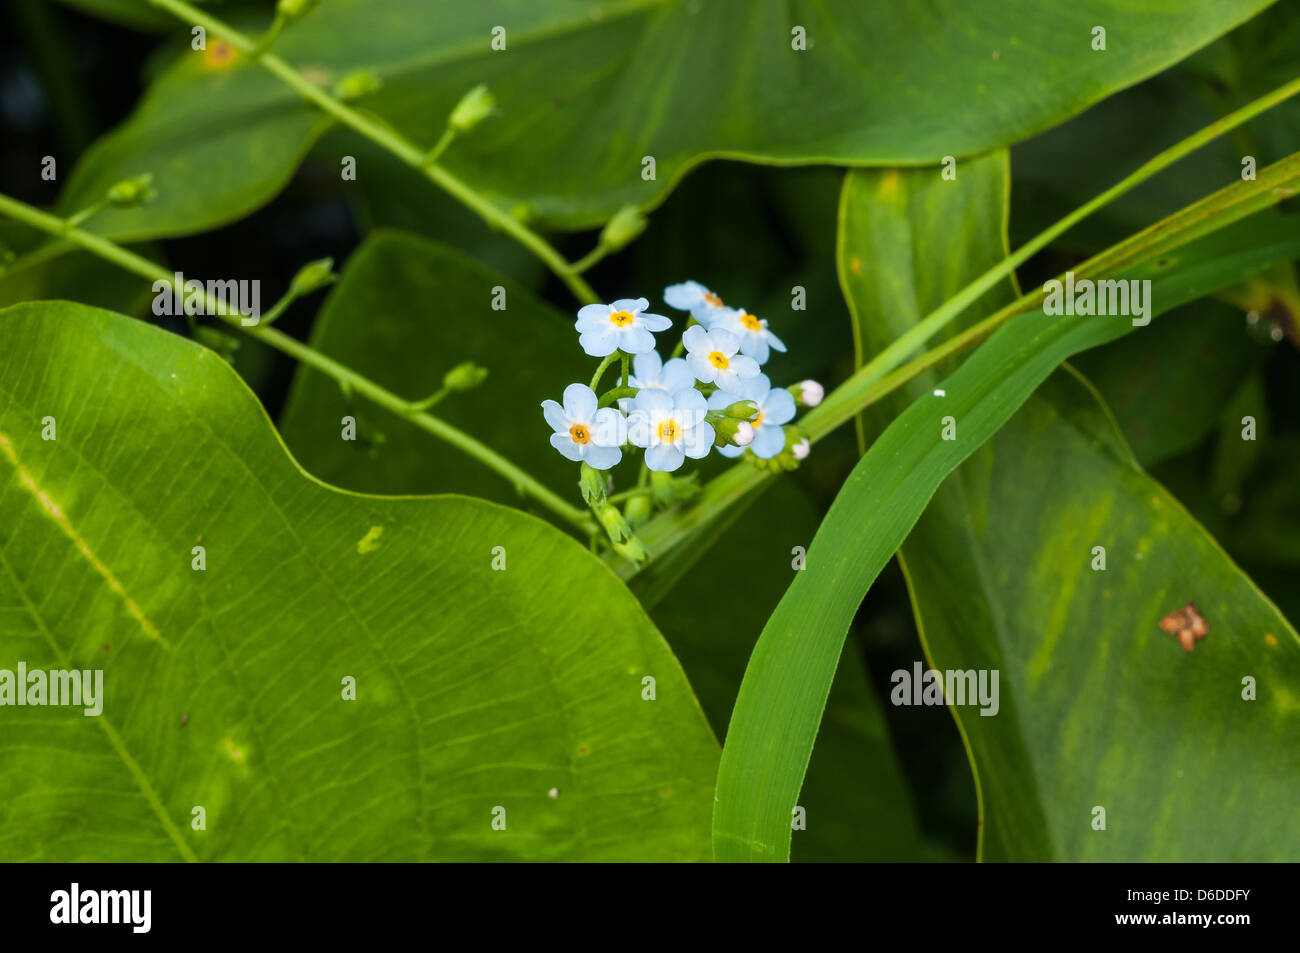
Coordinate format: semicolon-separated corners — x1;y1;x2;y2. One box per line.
722;399;759;420
791;380;823;407
289;257;336;297
277;0;319;20
612;534;649;565
449;84;495;133
335;70;383;101
792;437;810;460
579;462;606;507
596;503;632;543
106;174;155;208
712;417;754;447
443;361;489;392
599;205;647;251
624;494;652;528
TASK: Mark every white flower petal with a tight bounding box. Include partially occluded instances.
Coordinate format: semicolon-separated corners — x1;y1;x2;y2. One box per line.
660;358;693;392
576;303;610;324
683;421;715;458
686;352;716;384
751;424;786;458
541;399;568;433
592;406;627;446
639;311;672;332
632;350;663;384
633;387;673;414
766;327;787;352
742;334;771;365
626;409;652;448
763;388;797;426
562;382;598;421
664;282;705;310
673;388;708;416
550;432;584;462
645;442;685;472
715;443;745;458
584;443;622;470
710;328;739;355
610;297;647;313
729;354;761;379
579;325;620;357
681;324;711;353
621;325;657;354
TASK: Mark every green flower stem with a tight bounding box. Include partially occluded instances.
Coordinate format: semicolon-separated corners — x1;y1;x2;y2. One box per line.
250;12;286;57
620;353;629;389
849;72;1300;396
597;385;637;408
145;0;600;306
404;386;451;414
422;127;456;167
569;243;609;274
588;352;619;391
63;198;108;230
0;190;596;537
608;485;654;505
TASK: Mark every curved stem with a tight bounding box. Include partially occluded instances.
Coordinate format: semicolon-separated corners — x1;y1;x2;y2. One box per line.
146;0;600;306
588;352;619;391
0;191;596;536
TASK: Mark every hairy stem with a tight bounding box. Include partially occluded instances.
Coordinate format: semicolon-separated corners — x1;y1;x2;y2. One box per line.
0;192;595;536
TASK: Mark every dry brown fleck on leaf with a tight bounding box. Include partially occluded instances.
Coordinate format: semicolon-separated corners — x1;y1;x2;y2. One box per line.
1159;601;1209;652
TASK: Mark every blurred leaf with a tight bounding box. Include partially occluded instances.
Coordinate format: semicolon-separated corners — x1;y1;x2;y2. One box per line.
902;370;1300;860
278;230;588;505
1071;300;1272;466
0;300;718;860
0;224;157;314
58;0;1275;240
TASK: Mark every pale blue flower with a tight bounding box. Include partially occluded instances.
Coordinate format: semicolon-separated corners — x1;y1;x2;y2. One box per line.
664;280;729;323
682;325;760;391
575;297;671;357
626;388;714;472
629;350;693;394
707;374;795;459
708;307;787;364
542;383;625;470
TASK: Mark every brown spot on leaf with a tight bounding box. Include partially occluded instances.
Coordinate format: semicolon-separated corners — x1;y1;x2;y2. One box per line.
1159;602;1208;652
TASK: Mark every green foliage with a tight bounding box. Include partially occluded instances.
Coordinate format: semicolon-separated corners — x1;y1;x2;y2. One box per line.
58;0;1273;238
0;302;718;860
2;0;1299;865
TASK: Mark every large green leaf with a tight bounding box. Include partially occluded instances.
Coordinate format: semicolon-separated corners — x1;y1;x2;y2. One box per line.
901;370;1300;860
712;182;1300;859
841;161;1300;860
59;0;1275;240
0;301;718;861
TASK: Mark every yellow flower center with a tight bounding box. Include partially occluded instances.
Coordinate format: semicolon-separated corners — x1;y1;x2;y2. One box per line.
569;424;591;445
658;420;680;442
740;312;762;331
704;291;724;308
609;310;636;327
752;410;764;427
708;351;730;369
